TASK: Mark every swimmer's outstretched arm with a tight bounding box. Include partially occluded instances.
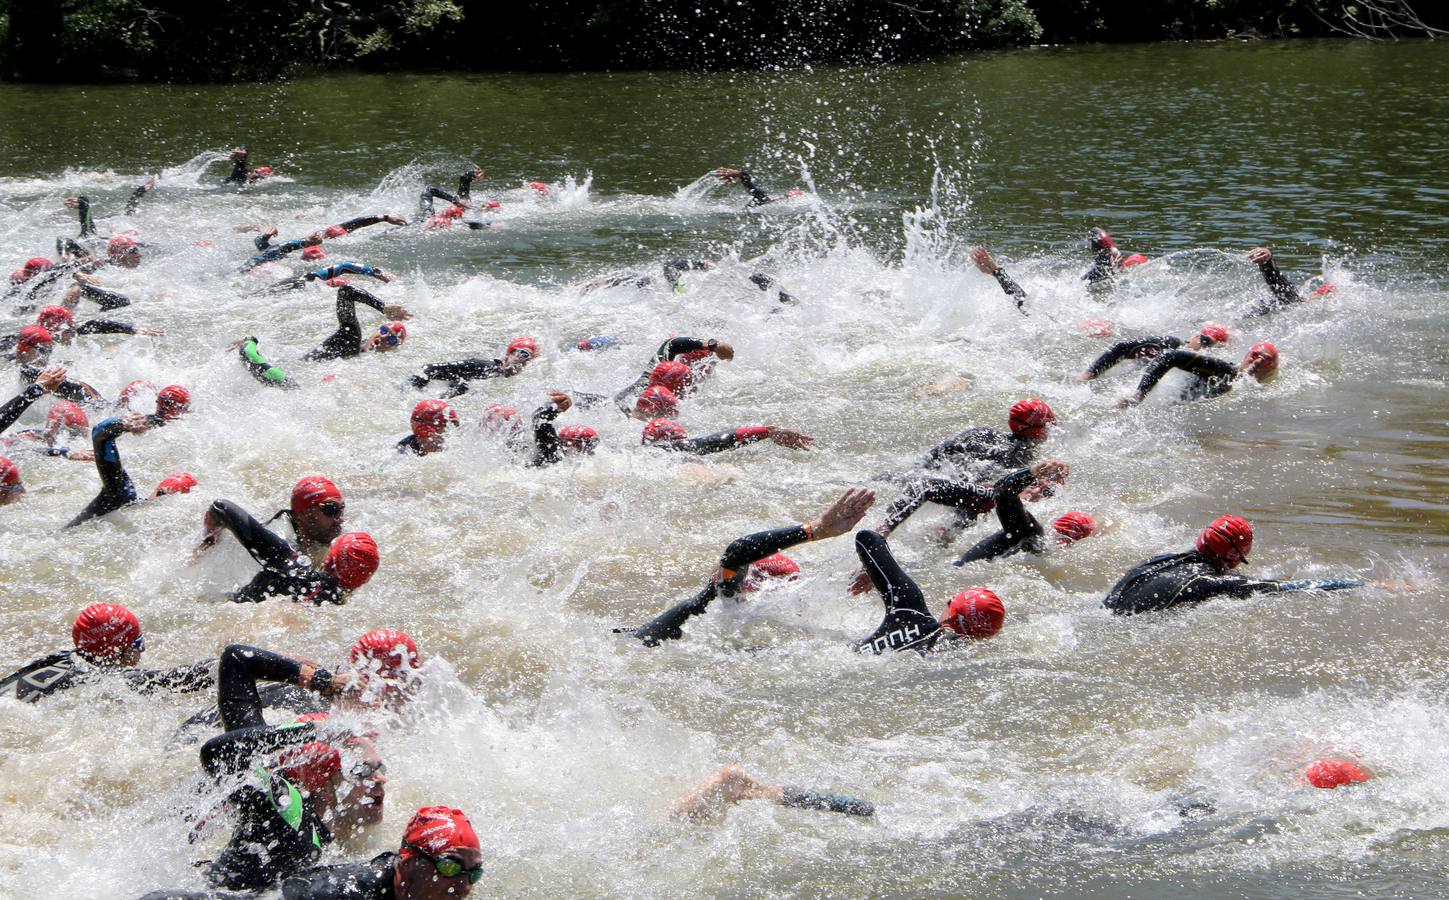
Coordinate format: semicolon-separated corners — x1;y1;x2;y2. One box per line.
1122;349;1236;406
1248;247;1302;307
970;246;1028;313
1081;337;1181;381
674;765;873;821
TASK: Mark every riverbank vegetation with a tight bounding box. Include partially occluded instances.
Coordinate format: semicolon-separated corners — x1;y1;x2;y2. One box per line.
2;0;1444;82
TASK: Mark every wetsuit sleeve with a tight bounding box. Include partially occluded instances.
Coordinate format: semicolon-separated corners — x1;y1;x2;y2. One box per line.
208;500;299;573
125;182;152;215
1086;337;1178;379
397;434;421;455
0;383;45;435
736;170;773;207
304;262;385;282
239;338;293;388
254;232;274;251
1257;258;1301;306
75;196;97;236
337;215;386;231
881;477;995;534
214;644;310;732
1084;246;1115;286
416;358;505;398
854;530;944;653
990;267;1028;312
660;337;709;362
458;169;479;198
659;428;760;456
1135;350;1235;399
303;284;384;361
74;319;137;336
79;283;131;310
529;405;561;467
122;659;217;695
952;468;1043;566
90;416;133;496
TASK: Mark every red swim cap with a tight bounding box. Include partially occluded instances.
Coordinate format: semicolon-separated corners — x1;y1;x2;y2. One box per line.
36;306;75;333
785;188;805;199
119;380;156;408
1305;759;1370;790
1008;398;1056;440
1243;342;1279;378
634;385;679;419
326;532;380;591
25;257;53;272
485;199;501;209
46;401;89;436
1088;227;1115;251
400;806;480;860
940;588;1005;639
558;425;599;452
529;181;549;193
157;384;191;419
324;225;348;238
277;741;342;795
72;603;142;660
15;326;53;353
1196;514;1253;568
444;205;465;220
378;322;407;347
744;553;801;592
1314;282;1338;297
350;629;420;675
506;336;540;358
254;165;274;176
301;246;326;261
641;418;686;444
425;215;453;230
1196;323;1230;347
411;399;460;439
0;456;20;488
1120;253;1149;269
1078;317;1114;339
154;472;198;497
648;360;690;395
325;277;351;288
292;476;343;516
482;403;521;433
1051;512;1097;544
107;236;137;256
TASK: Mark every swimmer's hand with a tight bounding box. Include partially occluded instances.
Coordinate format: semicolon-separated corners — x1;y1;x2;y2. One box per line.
35;366;67;392
806;487;877;541
1118;391;1143;409
848;566;875;596
382;304;411;320
970;246;1000;275
767;427;813;450
547;390;572;413
1247;246;1273;265
713;167;742;181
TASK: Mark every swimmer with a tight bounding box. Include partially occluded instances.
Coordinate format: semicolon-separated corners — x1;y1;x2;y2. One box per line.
303;283;411;361
612;336;733;415
1078;324;1229;382
640;418;813;455
62;177;154;237
969;246;1028;313
201;499;379;604
528;391;597;466
194;475;348;566
1102;515;1364;615
1;397;98;462
409;336;537;398
0;365;67;435
619;487;875;645
1247;246;1337;315
948;462;1095;566
0;305;161;353
8;326;104;404
917;398;1057;483
1118;341;1278;406
673;765;874;822
64;391;192;527
321;212;408;239
278;805;481;899
398;400;460;455
713;166;776;207
0;603;213;702
271;261;397;292
852;529;1007;653
241;227;324;273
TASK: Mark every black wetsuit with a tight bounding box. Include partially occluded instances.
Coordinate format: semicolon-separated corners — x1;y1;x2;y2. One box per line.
197;645;335;891
420;186;463;216
16;364;101;406
74;195;98;237
612;336;717;413
0;383;45;434
335;215;395;234
304;284;389;362
174;682;329;746
1085;336;1186;379
64;414;165;527
238;338;295;388
242;237;319;273
76;281;132;310
952;468;1044;566
920;426;1037;481
734;170;773;208
1134;349;1238;403
269;262;389;293
1084;238;1117;290
0;319;140;353
281;851;400;900
1251;256;1307;315
0;650;213;702
458;169;479;199
879;477;996;537
207;500;347;605
649;426;772;456
125;182;153;215
623;525;812;645
982;265;1028;313
854;530;956;654
224;153;249;185
6;259;95;307
409;356;509;398
1103;551;1362;615
527;404;568;467
396;434;425;455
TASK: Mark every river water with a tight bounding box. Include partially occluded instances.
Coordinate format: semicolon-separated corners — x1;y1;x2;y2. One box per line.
1;38;1447;898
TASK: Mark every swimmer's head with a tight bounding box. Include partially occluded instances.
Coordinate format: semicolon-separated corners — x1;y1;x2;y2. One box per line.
641;418;686;444
10;257;53;283
118;379;156;412
398;806;483;895
558;425;599;454
0;456;22;505
369;322;407;353
324;225;348;238
743;553;801;592
1190;323;1230;350
157;384;191;419
410;399;460;450
351;629;421;678
1078;317;1114;339
1119;253;1149;269
648;360;690;395
291;476;345;543
940;588;1005;639
301;245;327;261
153;471;197;497
326;532;380;592
107;235;140;268
1008;398;1056;442
1242;342;1279;381
1196;514;1253;569
15;325;53;364
1305;759;1370;790
72;602;143;666
632;385;679;421
36;306;76;343
277;741;343;797
1051;512;1098;545
504;337;539;371
1314;282;1338;297
481;403;521;435
45;401;89;443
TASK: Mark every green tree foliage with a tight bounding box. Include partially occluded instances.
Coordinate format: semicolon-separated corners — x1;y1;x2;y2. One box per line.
1;0;1443;82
